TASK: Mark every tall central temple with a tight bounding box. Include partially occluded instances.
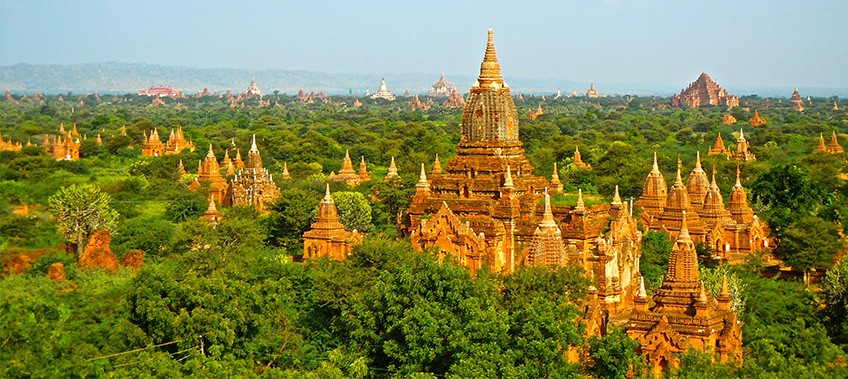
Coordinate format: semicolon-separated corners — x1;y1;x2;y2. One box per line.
402;30;642;315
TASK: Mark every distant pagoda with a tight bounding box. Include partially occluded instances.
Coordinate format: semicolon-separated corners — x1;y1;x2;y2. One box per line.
245;77;262;98
429;73;456;98
586;83;599;98
671;73;739;109
226;135;280;211
443;89;466;108
371;79;396;101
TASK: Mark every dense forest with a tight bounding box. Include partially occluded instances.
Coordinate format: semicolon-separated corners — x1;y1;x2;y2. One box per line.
2;92;848;378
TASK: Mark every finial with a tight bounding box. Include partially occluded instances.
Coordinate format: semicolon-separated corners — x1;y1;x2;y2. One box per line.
206;143;215;158
694;151;702;170
478;29;503;84
678;210;691;241
651;152;660;174
417;163;429;189
674;161;683;185
739;128;745;140
637;276;647;299
735;165;742;188
612;185;622;205
698;281;708;303
324;184;332;202
540;187;556;227
250;134;258;152
710;166;719;190
575;189;585;211
503;165;514;188
720;275;730;296
552;162;560;180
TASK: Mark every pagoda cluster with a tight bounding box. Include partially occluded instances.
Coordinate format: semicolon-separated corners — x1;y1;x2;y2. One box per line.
637;152;770;261
187;135;283;213
141;127;196;157
45;123;82;161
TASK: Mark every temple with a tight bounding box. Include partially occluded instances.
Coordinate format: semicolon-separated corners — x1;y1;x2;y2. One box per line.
586;83;599;98
0;132;23;152
721;115;737;125
402;30;642;313
46;124;81;160
429;73;456;98
573;146;591;169
303;185;363;260
245;77;262;98
188;144;229;203
371;79;396;101
443;89;466;108
200;195;223;224
827;131;844;154
141;129;165;157
708;130;755;161
385;157;399;180
791;89;805;112
137;85;185;99
409;96;432;111
226;135;280;211
329;150;371;186
637;154;769;260
163;127;195;155
527;104;544;120
748;111;766;126
627;212;743;376
670;73;739;109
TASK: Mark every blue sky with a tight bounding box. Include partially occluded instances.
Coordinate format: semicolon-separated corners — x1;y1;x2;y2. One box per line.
2;1;847;88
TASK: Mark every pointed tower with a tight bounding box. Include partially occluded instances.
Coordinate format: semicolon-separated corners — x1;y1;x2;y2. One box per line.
816;133;828;153
358;156;372;182
573;146;590;169
200;194;222;224
189;144;228;203
142;128;165;157
177;159;187;176
227;135;280;211
731;129;755;161
636;152;668;218
221;150;235;176
727;166;754;225
550;162;564;193
686;152;710;211
654;159;706;242
234;149;245;169
385;157;399;179
699;167;733;231
415;163;430;196
627;210;743;372
431;153;443;174
303;185;363;260
329;149;363;186
749;110;766;126
527;189;566;266
708;132;729;157
281;162;292;180
827;131;844;154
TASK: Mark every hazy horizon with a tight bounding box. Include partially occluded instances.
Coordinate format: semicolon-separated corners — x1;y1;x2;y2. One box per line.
2;1;848;91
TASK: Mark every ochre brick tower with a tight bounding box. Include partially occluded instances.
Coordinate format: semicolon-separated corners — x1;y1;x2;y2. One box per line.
627;212;742;377
226;135;280;211
403;29;549;274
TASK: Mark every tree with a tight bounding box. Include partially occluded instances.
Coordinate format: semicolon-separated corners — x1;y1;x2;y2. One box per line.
163;191;207;223
266;187;321;250
774;216;844;284
640;231;673;291
332;191;372;233
751;164;829;231
822;255;848;345
48;184;118;255
587;327;642;379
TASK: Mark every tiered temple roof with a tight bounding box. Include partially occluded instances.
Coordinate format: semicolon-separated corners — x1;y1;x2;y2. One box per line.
370;79;396;101
189;144;229;203
671;73;739;109
409;96;431;111
245;77;262;98
827;131;844;154
142;129;166;157
443;89;466;108
0;132;23;152
429;73;456;98
329;150;369;186
627;212;742;376
385;157;399;180
303;185;363;260
748;111;766;126
47;124;81;160
163;127;195;155
226;135;280;211
791;89;805;112
586;83;599;98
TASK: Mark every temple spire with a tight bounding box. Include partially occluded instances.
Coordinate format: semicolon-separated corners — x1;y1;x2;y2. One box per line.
432;153;442;174
735;165;742;188
694;151;703;171
678;210;691;241
575;189;585;212
206;143;215;158
250;134;258;152
324;184;333;202
651;152;660;174
612;185;622;205
477;29;504;86
637;276;647;299
720;275;730;297
711;167;719;190
540;188;556;227
416;163;430;191
503;165;514;188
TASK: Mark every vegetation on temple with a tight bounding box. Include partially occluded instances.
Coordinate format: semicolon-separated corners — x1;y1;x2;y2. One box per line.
2;88;848;377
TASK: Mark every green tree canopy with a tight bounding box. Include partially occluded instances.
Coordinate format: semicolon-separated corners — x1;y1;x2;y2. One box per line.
48;183;119;254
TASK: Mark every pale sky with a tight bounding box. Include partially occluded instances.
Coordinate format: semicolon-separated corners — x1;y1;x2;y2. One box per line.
2;1;847;88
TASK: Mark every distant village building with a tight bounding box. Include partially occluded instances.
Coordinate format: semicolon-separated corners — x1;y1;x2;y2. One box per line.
370;79;396;101
429;73;456;98
670;73;739;109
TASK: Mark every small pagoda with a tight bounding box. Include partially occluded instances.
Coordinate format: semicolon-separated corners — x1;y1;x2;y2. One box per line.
586;83;599;98
188;144;229;203
429;73;456;98
370;79;396;101
303;185;363;260
226;135;280;211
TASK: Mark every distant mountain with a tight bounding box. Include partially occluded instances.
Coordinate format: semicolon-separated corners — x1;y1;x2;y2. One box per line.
1;63;844;97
